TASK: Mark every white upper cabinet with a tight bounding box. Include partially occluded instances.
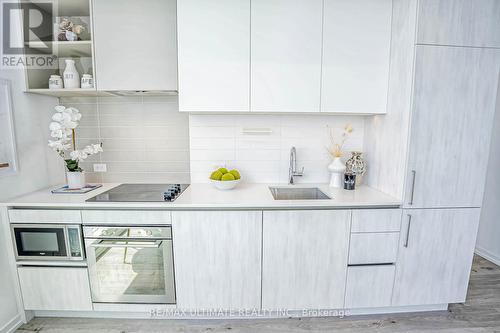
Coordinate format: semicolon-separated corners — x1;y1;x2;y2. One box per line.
321;0;392;114
417;0;500;48
405;46;500;208
251;0;323;112
93;0;177;91
177;0;250;112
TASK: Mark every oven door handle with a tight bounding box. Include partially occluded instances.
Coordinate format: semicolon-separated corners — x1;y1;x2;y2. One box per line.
90;240;163;248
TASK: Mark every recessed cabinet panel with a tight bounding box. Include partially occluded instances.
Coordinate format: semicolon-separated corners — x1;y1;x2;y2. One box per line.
349;232;399;265
417;0;500;48
406;46;500;208
18;267;92;311
393;209;480;306
351;209;402;233
345;265;395;308
251;0;323;112
262;210;350;309
321;0;392;113
172;211;261;310
177;0;250;111
93;0;177;91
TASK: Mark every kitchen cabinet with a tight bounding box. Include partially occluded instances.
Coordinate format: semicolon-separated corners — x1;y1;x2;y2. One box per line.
405;46;500;208
262;210;350;309
417;0;500;48
18;266;92;311
171;211;262;310
321;0;392;114
251;0;323;112
93;0;177;91
345;265;395;308
348;232;399;265
177;0;250;112
392;208;480;306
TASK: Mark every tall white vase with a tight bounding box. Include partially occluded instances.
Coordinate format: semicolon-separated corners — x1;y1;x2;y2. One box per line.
328;157;345;188
63;59;80;88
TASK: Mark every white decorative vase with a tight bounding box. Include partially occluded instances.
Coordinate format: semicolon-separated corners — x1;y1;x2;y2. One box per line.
328;157;345;188
63;59;80;88
67;171;85;189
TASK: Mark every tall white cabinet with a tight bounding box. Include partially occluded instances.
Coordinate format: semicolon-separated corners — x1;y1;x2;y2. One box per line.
177;0;250;111
93;0;178;91
405;46;500;208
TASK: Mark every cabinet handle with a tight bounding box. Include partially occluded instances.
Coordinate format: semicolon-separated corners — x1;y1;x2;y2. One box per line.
408;170;416;205
404;215;412;248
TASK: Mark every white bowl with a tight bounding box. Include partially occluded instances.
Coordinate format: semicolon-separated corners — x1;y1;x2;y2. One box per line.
211;179;241;190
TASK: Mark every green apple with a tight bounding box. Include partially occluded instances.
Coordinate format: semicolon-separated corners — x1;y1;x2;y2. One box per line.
221;173;235;181
210;170;223;180
229;169;241;180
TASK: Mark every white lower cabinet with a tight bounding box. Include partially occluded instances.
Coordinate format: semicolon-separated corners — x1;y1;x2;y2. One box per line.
262;210;350;309
171;211;262;310
345;265;395;308
18;266;92;311
392;208;481;306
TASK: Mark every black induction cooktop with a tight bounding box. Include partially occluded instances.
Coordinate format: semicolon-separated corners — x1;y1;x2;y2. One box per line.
86;184;189;202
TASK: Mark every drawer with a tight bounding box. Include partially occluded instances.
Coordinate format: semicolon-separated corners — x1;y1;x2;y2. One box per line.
8;209;81;224
345;265;395;308
351;209;401;233
349;232;399;265
82;210;172;225
18;266;92;311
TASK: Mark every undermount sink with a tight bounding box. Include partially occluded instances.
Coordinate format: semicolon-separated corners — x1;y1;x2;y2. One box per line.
269;187;331;200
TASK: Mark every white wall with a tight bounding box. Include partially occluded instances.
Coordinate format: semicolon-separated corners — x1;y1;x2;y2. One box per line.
0;68;60;332
476;82;500;265
61;96;190;184
189;114;364;183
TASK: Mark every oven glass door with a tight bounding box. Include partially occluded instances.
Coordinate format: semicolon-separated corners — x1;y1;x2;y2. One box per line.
86;238;175;304
13;225;67;259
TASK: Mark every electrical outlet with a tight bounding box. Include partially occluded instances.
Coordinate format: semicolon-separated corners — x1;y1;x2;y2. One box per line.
93;163;107;172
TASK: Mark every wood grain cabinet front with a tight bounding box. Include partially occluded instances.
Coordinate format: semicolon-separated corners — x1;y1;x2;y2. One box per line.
262;210;351;309
171;211;262;310
18;266;92;311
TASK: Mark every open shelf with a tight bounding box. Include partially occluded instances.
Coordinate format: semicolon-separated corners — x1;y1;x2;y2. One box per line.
26;88;113;97
27;41;92;57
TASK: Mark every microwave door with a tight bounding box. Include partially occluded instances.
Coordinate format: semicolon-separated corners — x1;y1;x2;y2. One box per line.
12;225;68;260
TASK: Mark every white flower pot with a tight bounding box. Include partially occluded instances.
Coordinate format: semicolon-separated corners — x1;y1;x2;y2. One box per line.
67;171;86;189
328;157;345;188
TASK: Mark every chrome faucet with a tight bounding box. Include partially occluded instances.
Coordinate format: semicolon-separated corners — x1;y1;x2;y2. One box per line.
289;147;304;184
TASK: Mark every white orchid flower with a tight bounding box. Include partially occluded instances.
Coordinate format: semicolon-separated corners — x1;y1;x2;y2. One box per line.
54;105;66;113
49;122;62;131
51;129;64;138
52;113;64;122
65;121;78;129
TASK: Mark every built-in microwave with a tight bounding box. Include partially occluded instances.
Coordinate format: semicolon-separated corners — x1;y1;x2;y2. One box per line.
11;224;84;261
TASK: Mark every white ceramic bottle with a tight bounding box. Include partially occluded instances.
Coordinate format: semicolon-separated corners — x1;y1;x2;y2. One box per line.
81;74;94;89
63;59;80;88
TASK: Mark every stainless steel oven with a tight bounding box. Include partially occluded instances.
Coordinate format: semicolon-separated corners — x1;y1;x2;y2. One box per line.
83;226;175;304
11;224;84;261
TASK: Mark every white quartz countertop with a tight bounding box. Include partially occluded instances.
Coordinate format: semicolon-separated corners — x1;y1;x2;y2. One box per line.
1;183;400;209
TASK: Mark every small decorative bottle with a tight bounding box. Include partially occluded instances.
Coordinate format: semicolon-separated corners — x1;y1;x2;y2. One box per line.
81;74;94;89
63;59;80;89
345;151;366;186
48;75;63;89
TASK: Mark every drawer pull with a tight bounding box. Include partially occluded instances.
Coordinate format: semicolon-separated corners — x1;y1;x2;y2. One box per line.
404;215;412;248
408;170;416;205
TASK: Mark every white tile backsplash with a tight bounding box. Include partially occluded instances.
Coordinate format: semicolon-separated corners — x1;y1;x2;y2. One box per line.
61;96;190;184
189;114;365;184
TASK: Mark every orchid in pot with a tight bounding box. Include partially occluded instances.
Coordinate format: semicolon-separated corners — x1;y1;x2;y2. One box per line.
48;105;103;189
